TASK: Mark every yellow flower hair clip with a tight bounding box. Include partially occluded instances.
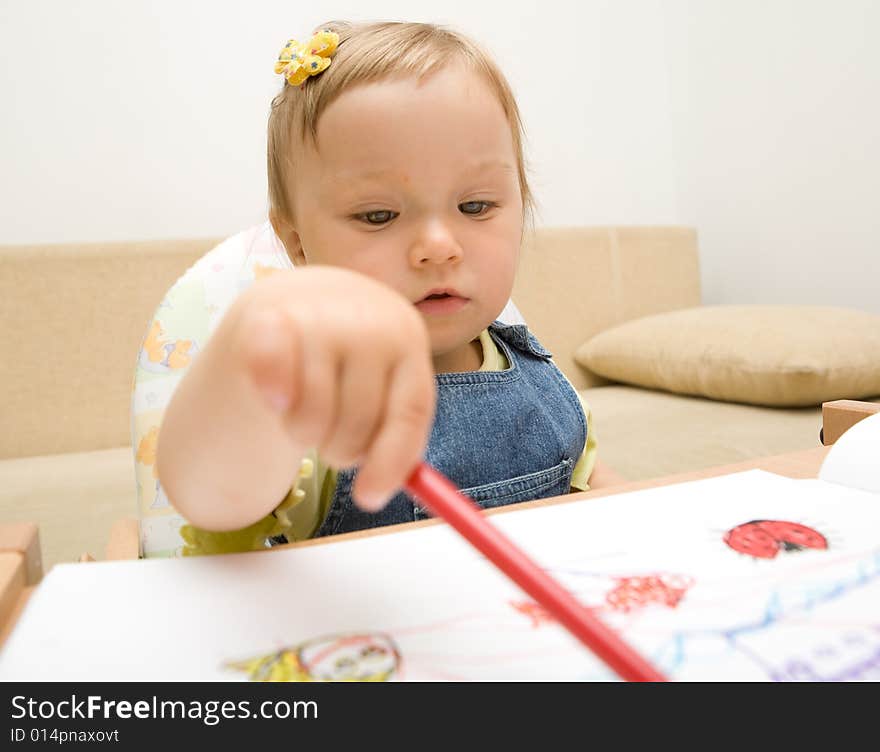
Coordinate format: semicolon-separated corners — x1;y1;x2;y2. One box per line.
274;30;339;86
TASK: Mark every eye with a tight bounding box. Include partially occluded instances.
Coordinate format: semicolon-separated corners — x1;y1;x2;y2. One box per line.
459;200;495;216
355;210;398;225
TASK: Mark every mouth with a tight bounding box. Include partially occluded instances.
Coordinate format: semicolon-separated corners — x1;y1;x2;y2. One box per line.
414;288;470;315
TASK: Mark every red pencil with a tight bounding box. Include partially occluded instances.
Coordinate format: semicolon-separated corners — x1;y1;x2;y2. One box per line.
404;462;668;682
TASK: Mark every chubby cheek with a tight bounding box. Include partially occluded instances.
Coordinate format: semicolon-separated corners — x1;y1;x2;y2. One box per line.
303;227;404;284
339;251;411;295
479;247;518;309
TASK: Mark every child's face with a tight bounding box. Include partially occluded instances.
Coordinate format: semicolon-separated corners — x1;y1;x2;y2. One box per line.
282;65;524;372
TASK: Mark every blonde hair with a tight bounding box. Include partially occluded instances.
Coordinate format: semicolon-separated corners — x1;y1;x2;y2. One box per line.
267;20;533;225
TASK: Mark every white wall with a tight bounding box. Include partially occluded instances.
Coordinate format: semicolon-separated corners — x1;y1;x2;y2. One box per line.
2;1;878;313
0;0;676;243
664;0;880;313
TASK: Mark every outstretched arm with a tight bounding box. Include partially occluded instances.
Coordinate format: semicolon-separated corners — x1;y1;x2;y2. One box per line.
157;267;436;532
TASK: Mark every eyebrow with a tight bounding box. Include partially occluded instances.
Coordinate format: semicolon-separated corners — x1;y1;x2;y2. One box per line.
333;160;516;185
463;159;516;175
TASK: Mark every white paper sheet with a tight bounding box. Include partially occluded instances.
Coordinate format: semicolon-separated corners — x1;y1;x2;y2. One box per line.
2;469;879;682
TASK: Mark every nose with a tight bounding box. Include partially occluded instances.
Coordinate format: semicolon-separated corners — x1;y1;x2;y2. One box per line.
408;221;464;267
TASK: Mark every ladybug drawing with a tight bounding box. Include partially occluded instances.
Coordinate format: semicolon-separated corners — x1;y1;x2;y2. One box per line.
724;520;828;559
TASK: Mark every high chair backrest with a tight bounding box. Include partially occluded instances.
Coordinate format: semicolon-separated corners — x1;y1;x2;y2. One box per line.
131;222;293;557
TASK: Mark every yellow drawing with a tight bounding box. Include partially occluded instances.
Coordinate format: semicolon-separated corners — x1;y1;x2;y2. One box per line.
225;632;400;682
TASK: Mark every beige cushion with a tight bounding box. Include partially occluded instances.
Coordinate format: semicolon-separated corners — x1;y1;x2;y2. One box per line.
575;305;880;407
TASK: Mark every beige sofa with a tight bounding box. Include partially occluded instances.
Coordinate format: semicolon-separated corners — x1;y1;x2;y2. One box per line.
1;226;859;569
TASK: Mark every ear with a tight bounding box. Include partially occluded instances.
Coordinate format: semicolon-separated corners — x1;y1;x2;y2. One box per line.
270;212;307;267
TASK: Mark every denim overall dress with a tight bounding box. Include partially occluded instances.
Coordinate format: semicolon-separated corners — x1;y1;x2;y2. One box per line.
313;322;587;537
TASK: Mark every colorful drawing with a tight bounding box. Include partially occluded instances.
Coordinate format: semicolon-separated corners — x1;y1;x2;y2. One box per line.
724;520;829;559
225;633;400;682
651;548;880;680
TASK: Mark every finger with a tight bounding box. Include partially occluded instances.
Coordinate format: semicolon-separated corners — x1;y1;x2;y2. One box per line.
352;348;435;511
241;307;301;414
318;347;389;469
281;323;339;451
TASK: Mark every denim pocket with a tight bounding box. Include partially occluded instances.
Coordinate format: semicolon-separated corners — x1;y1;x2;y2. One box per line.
413;457;574;520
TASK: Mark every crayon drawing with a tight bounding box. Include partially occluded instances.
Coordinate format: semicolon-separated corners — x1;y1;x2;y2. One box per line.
226;632;400;682
370;545;880;681
651;547;880;681
221;547;880;681
723;520;829;559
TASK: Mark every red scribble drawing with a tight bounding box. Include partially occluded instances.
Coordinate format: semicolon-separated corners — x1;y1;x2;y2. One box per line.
605;574;694;613
510;599;555;628
510;571;694;625
724;520;829;560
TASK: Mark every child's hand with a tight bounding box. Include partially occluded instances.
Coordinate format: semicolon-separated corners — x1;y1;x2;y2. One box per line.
238;267;436;511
